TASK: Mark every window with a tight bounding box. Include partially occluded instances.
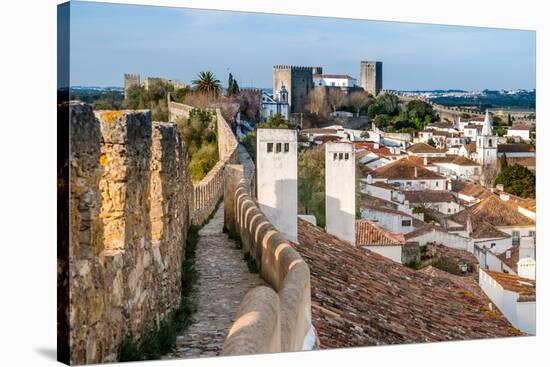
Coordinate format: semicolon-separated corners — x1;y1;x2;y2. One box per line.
344;153;349;160
447;208;451;213
402;220;412;227
512;231;520;245
267;143;273;153
276;143;282;153
339;153;343;160
435;182;439;187
284;143;289;153
490;243;496;248
333;153;338;161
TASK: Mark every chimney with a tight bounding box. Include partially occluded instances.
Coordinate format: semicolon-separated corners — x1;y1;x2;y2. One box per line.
519;236;535;260
423;157;428;166
374;143;380;149
414;166;418;178
517;258;536;280
495;184;504;192
466;215;473;236
506;250;512;259
366;174;373;184
447;180;452;191
500;193;510;202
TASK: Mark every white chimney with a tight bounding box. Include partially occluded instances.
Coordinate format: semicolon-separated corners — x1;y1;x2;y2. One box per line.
366;174;373;184
414;166;418;178
423;157;428;166
374;143;379;149
325;142;356;245
506;250;512;259
519;236;535;260
500;193;510;202
496;184;504;192
447;180;452;191
517;258;536;280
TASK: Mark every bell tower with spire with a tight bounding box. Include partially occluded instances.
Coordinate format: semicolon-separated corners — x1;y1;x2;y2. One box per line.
476;110;498;166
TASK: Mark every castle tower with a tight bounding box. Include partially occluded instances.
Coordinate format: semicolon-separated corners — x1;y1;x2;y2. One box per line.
360;61;383;96
273;65;315;113
124;73;140;99
325;142;356;245
257;128;298;242
476;110;498;166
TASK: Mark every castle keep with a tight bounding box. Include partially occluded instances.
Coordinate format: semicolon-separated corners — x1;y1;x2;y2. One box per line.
273;65;320;113
123;73;140;99
360;61;383;96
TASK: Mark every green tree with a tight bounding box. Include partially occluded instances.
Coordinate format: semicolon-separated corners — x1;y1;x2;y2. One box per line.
192;71;222;96
494;164;535;198
298;145;326;227
227;73;240;96
172;87;188;103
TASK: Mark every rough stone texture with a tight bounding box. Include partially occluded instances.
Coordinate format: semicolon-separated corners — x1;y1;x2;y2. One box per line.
68;103;190;364
165;204;265;359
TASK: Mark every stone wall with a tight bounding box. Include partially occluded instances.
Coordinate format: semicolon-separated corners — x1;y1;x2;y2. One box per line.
221;165;315;355
168;101;239;225
68;103;190;364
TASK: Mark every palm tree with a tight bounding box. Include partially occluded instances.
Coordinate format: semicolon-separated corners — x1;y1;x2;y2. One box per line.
192;71;221;96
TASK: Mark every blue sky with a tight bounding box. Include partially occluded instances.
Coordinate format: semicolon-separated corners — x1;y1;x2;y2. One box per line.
68;1;536;90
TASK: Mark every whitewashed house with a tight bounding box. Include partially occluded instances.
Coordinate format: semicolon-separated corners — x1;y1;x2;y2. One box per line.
360;206;418;234
369;157;448;191
356;220;405;263
313;74;358;88
478;269;536;334
506;124;531;142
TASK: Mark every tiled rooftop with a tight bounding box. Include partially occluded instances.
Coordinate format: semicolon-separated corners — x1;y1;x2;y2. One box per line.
497;144;535;153
482;269;535;297
407;142;446;154
497;244;520;273
356;220;406;246
404;190;456;204
450;180;492;200
372;157;446;180
450;195;535;228
296;219;522;348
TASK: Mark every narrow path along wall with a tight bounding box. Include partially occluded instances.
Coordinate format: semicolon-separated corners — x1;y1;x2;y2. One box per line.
68;103;190;364
168;101;239;225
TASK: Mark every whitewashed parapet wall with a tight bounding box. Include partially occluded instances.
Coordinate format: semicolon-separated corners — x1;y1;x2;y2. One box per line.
168;101;239;225
221;165;317;355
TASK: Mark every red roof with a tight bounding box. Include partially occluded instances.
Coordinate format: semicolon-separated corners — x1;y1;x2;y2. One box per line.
356;220;406;246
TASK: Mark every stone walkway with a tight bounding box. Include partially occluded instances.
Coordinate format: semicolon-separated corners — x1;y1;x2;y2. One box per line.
238;144;255;182
164;202;265;359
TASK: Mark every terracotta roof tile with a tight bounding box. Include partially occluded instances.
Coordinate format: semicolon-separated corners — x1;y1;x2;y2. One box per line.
404;190;456;204
482;269;535;297
497;244;520;273
296;219;523;348
372;158;446;180
356;220;406;246
407;143;446;154
497;144;535;153
450;195;535;228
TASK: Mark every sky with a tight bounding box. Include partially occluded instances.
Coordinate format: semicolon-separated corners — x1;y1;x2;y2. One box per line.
68;1;536;90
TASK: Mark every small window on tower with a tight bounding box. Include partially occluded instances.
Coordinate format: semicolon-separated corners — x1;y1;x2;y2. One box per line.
267;143;273;153
345;153;349;160
276;143;282;153
339;153;343;160
333;153;338;161
284;143;289;153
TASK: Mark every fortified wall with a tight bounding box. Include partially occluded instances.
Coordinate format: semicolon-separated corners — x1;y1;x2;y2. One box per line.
67;103;190;364
168;101;239;225
221;165;316;355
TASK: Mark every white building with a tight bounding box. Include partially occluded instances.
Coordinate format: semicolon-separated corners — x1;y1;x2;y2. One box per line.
432;156;481;180
475;111;498;166
356;220;405;263
261;85;289;120
478;269;536;334
313;74;358;88
369;157;448;191
360;206;417;234
256;128;298;242
506;125;531;142
325;142;356;244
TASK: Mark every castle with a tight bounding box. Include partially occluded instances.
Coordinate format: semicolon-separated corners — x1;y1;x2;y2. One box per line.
272;65;321;113
360;61;383;96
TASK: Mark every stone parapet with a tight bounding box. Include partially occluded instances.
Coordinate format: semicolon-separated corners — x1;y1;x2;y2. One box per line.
67;103;190;364
221;170;314;355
